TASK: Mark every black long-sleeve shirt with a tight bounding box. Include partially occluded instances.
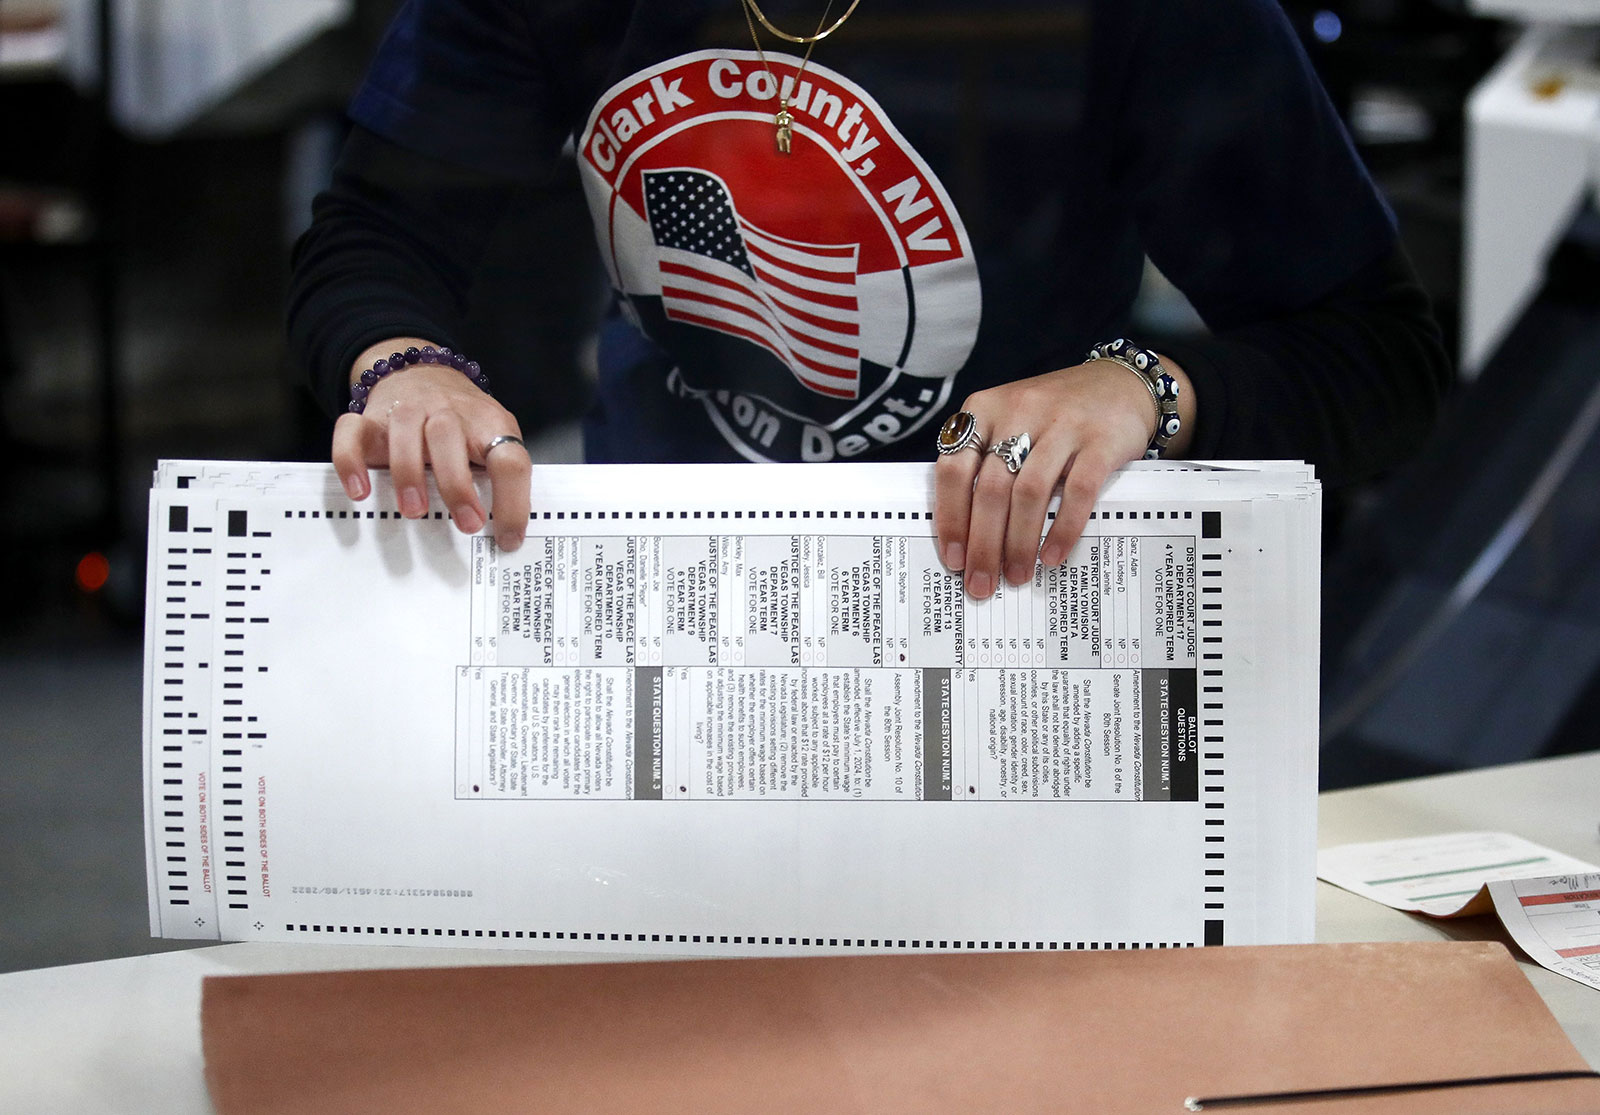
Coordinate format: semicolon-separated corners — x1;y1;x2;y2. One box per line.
289;0;1449;486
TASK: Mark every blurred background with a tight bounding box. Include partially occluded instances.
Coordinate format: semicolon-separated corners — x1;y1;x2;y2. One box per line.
1;0;1597;971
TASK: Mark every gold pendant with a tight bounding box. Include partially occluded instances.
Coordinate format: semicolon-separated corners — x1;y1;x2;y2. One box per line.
775;103;793;154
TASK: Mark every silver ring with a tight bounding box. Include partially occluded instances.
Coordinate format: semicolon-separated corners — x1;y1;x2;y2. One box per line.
936;410;985;456
989;432;1032;474
483;434;526;458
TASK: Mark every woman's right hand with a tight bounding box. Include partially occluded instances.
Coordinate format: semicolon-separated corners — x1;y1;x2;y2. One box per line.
330;338;532;552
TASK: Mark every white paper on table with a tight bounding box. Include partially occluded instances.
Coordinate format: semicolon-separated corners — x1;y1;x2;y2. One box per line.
1317;832;1600;917
143;460;1321;955
1487;872;1600;992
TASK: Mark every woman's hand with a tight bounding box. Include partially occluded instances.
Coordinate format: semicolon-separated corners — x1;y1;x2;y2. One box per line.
330;338;532;552
934;356;1195;599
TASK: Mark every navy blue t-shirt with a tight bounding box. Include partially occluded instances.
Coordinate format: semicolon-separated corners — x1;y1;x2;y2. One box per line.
342;0;1398;465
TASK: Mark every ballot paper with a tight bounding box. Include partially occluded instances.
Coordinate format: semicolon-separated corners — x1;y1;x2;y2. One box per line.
143;460;1321;953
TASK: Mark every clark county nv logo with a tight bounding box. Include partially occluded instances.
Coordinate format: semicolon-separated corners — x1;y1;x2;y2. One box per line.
578;50;981;462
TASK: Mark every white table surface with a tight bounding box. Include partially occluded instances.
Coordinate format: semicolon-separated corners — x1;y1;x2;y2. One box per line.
1315;751;1600;1069
4;752;1597;1114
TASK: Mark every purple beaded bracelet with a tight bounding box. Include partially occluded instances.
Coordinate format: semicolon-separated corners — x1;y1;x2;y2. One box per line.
347;345;490;414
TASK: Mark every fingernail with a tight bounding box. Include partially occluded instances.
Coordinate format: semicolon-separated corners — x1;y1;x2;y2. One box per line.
967;570;992;599
455;506;483;533
497;531;524;553
944;542;965;571
1040;544;1062;567
1005;561;1029;585
400;488;425;517
342;473;365;501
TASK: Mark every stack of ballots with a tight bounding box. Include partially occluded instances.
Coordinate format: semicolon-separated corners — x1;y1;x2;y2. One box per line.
142;460;1320;954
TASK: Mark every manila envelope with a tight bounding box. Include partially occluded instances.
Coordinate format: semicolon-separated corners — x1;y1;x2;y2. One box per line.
202;940;1600;1113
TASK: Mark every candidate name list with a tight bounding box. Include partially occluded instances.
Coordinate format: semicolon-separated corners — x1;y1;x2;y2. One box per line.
456;527;1199;804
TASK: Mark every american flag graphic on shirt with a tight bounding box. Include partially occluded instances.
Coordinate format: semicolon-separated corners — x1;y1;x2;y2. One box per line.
643;169;862;400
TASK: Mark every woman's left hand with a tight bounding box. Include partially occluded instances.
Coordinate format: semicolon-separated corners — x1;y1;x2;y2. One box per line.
933;356;1195;599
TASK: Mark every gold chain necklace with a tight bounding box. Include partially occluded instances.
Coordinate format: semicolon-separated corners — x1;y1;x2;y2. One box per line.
740;0;854;154
744;0;861;43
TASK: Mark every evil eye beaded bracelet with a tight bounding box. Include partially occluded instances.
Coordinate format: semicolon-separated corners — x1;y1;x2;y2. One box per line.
347;345;490;414
1086;338;1182;459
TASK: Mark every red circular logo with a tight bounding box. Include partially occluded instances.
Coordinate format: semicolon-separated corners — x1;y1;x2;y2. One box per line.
580;51;981;461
